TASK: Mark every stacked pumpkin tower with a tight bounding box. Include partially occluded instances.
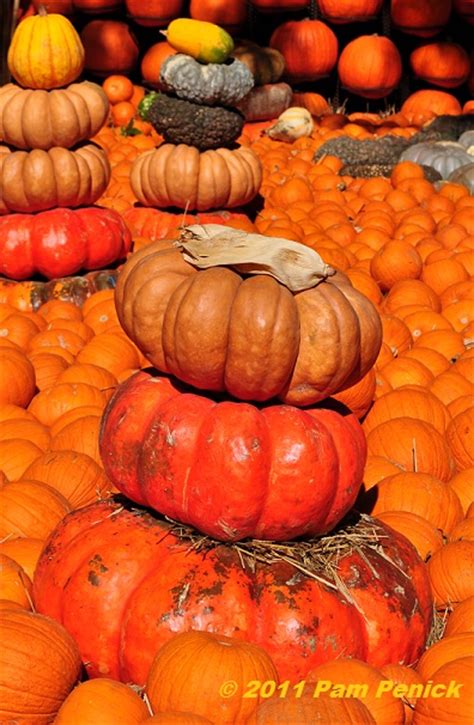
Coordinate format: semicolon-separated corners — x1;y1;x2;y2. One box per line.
33;201;434;687
0;7;131;281
130;19;263;212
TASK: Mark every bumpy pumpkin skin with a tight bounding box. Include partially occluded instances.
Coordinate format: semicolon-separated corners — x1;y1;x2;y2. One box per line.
0;207;131;280
99;371;367;541
130;145;262;211
0;144;110;214
159;54;254;106
33;499;432;686
0;82;109;150
114;240;382;406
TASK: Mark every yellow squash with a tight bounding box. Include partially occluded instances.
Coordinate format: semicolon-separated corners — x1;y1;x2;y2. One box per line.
163;18;234;64
7;7;85;90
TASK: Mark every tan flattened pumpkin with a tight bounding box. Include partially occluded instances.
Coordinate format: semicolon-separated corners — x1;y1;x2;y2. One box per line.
115;229;382;405
0;82;109;150
0;145;110;214
130;144;262;211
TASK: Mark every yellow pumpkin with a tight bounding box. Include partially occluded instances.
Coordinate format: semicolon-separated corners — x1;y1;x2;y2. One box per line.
163;18;234;64
8;7;85;90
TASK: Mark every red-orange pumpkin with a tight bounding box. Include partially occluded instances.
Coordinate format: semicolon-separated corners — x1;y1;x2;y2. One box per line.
319;0;383;22
100;371;367;541
33;499;432;686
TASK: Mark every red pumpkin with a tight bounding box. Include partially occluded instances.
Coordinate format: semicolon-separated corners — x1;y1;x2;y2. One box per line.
251;0;309;10
269;20;338;82
0;208;131;280
391;0;453;37
338;36;402;99
33;498;432;686
99;371;367;541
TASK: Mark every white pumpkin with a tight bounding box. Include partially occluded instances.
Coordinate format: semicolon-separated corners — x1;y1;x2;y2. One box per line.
265;106;314;142
400;141;472;179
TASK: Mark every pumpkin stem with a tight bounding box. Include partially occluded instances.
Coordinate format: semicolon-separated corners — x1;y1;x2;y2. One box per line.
37;4;48;16
412;438;418;472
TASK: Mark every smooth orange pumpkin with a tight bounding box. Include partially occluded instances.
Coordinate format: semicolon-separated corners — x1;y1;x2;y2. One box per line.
428;542;474;608
54;679;149;724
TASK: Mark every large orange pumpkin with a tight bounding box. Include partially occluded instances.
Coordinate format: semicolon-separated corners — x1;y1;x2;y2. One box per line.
0;347;36;408
269;19;338;82
338;35;402;98
252;690;376;723
0;609;82;725
445;597;474;636
446;407;474;470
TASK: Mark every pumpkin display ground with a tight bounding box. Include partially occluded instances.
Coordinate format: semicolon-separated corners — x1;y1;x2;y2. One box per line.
0;2;473;724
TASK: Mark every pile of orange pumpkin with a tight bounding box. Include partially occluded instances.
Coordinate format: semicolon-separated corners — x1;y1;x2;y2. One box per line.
1;6;473;725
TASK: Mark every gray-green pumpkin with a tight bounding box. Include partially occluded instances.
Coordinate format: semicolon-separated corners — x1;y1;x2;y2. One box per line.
159;54;254;107
142;93;244;151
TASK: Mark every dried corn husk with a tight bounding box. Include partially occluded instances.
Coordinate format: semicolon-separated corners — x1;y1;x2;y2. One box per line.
176;224;335;292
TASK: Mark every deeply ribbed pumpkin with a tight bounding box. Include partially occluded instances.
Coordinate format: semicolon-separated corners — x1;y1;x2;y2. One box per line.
0;207;131;280
99;371;367;541
33;499;432;686
0;609;82;725
130;145;262;211
7;7;85;89
0;82;109;150
115;238;382;406
338;36;402;99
